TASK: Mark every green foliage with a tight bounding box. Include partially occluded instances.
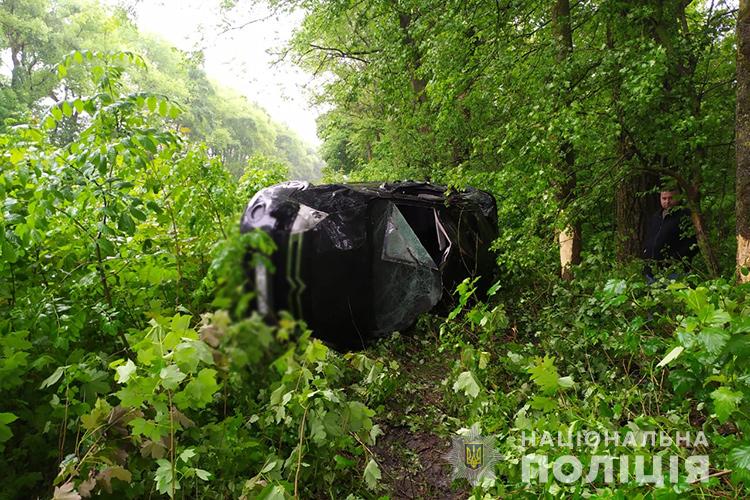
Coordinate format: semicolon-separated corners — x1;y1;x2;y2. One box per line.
435;263;750;497
239;153;291;201
288;0;737;276
0;50;382;499
0;0;320;180
2;1;748;499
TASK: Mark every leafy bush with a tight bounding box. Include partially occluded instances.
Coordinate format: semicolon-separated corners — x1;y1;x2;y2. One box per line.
441;268;750;497
1;52;387;499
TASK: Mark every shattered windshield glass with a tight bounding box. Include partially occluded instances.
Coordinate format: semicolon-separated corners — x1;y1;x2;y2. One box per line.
371;201;441;334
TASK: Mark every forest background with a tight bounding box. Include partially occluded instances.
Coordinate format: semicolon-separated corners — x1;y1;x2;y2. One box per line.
3;0;750;498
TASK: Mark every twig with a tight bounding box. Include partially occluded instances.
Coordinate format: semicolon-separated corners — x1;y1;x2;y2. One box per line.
689;469;732;484
294;404;309;498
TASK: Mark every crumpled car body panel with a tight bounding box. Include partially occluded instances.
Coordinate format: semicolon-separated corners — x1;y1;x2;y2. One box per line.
240;181;498;349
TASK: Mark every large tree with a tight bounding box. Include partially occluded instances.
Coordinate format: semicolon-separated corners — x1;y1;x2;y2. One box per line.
551;0;581;280
739;0;750;281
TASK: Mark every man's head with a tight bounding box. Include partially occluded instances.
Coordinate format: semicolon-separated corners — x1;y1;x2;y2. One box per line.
660;190;679;210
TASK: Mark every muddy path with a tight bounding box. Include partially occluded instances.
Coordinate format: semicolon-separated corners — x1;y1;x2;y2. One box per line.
368;330;470;499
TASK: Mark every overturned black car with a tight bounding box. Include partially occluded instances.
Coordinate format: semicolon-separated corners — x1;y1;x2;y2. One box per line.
240;181;498;350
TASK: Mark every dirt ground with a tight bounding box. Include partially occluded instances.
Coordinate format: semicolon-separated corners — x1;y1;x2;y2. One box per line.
372;425;466;499
369;332;470;499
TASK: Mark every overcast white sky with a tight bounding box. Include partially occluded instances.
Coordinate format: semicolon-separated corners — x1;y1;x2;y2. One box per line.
132;0;321;146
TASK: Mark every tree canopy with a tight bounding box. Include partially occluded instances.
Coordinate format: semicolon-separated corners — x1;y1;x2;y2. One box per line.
0;0;322;178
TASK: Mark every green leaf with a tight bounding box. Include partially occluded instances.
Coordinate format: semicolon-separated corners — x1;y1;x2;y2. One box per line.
261;485;286;500
478;351;490;370
115;376;159;408
171;314;192;332
0;413;19;425
92;65;104;81
138;135;157;154
453;370;480;399
698;328;729;355
160;365;186;390
115;359;137;384
137;345;158;366
730;445;750;471
129;417;162;441
711;386;743;423
682;287;710;316
146;96;157;112
81;399;112;431
558;376;575;389
656;346;684;368
530;395;557;412
97;237;115;257
603;278;626;296
724;334;750;357
345;401;373;432
179;448;196;463
305;340;328;363
0;413;18;443
154;459;178;496
173;368;218;409
705;308;731;327
118;212;135;235
334;454;355;469
130;206;147;221
194;468;211;481
487;280;501;297
528;355;560;394
40;366;66;389
158;99;168;117
364;458;381;490
260;460;277;473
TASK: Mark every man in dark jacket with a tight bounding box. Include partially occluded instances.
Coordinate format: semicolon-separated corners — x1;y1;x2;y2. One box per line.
642;189;697;281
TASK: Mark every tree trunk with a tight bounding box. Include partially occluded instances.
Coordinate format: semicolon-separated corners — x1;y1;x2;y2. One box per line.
10;42;24;88
552;0;581;280
689;203;720;277
616;172;659;263
607;19;659;262
738;0;750;281
398;13;427;104
680;181;720;277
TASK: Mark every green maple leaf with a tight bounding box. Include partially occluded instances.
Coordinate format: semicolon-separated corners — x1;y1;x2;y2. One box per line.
364;458;381;490
154;459;178;496
174;368;218;410
160;365;186;390
115;359;137;384
453;371;480;399
528;356;560;394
